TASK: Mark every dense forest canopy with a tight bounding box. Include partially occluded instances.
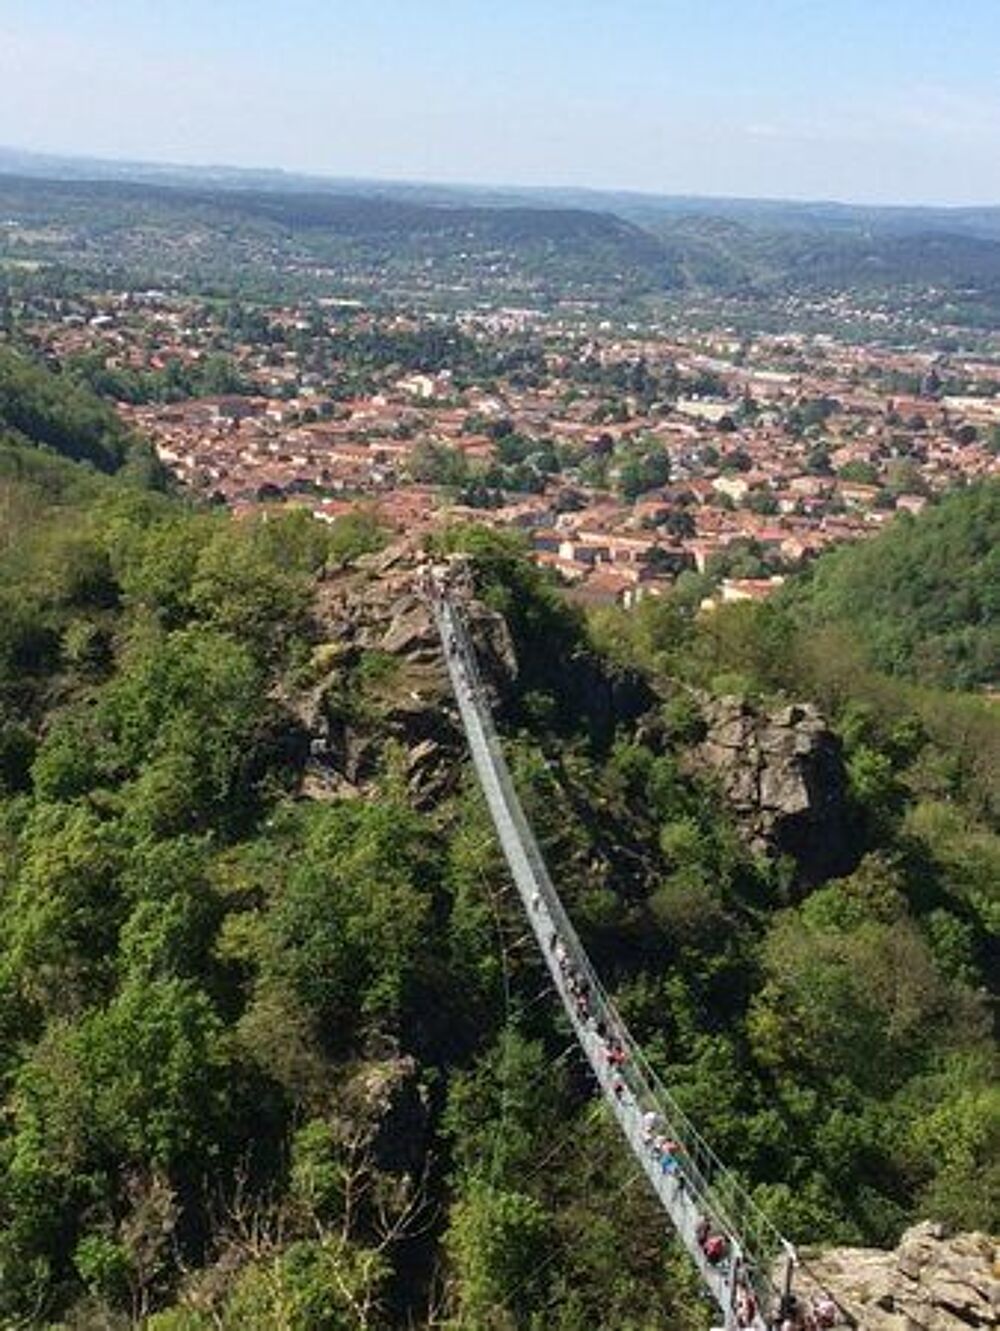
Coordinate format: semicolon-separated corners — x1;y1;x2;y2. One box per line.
0;367;996;1328
779;482;1000;692
0;346;166;492
0;346;135;473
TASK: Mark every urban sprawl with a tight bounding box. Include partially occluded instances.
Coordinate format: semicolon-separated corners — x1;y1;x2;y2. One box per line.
26;291;1000;607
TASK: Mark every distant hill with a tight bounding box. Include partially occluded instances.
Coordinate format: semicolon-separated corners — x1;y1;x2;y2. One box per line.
3;148;1000;312
642;211;1000;300
782;482;1000;691
2;144;999;238
0;172;676;304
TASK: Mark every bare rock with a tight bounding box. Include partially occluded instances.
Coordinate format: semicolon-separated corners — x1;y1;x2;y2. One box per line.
798;1223;1000;1330
294;541;503;807
339;1055;430;1177
689;694;856;883
380;597;439;658
355;544;410;577
463;599;519;703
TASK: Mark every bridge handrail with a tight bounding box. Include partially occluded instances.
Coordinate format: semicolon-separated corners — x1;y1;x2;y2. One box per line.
434;592;797;1325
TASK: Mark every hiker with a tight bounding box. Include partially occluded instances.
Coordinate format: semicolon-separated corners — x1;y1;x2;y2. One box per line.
658;1138;681;1175
776;1292;804;1331
604;1035;627;1069
735;1282;758;1327
811;1294;837;1328
704;1232;728;1266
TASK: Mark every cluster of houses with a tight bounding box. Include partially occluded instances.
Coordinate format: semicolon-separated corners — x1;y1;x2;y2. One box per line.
33;291;1000;607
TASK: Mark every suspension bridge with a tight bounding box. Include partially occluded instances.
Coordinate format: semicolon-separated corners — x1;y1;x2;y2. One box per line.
428;580;832;1331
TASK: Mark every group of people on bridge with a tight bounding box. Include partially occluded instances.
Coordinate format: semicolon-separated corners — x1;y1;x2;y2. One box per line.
423;562;845;1331
547;923;772;1329
548;919;845;1330
774;1292;840;1331
418;559;474;608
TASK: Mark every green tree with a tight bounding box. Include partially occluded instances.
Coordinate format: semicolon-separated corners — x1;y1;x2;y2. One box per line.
446;1182;550;1328
265;801;432;1041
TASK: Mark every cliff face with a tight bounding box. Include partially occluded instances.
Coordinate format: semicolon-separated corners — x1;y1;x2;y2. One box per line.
689;695;857;884
799;1223;1000;1330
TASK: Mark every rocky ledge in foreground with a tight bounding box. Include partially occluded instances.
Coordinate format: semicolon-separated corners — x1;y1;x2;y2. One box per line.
799;1222;999;1330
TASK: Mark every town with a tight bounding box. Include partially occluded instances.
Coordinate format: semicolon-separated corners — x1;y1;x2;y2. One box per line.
21;286;998;609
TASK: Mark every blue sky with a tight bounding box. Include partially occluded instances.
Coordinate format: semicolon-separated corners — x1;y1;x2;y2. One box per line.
2;0;999;204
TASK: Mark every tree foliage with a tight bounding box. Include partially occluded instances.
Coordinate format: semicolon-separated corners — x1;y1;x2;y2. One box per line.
783;481;1000;690
0;388;996;1326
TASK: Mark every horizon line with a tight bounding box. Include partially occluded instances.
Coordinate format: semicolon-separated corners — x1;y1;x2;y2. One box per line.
2;141;999;215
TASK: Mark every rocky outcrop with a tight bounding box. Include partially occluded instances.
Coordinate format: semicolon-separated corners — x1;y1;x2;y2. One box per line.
689;695;856;883
379;596;442;660
300;582;453;805
799;1222;1000;1330
294;545;517;808
298;544;856;882
459;596;519;706
337;1055;430;1178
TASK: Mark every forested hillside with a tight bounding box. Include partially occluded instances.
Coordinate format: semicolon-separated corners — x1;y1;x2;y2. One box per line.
0;174;674;307
0;348;136;474
5;170;1000;321
0;347;164;486
0;373;996;1328
781;482;1000;691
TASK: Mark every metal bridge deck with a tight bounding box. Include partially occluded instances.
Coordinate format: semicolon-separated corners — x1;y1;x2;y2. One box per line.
433;592;792;1330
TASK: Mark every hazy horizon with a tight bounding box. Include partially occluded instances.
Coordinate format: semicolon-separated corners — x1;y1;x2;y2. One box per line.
2;0;1000;209
6;141;1000;216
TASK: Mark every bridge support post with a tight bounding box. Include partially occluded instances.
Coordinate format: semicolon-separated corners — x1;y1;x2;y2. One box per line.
781;1240;797;1317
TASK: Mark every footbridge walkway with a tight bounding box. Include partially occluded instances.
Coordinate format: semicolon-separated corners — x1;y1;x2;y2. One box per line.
430;587;809;1331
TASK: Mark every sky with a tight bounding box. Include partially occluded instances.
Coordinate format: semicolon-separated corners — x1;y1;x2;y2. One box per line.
1;0;999;206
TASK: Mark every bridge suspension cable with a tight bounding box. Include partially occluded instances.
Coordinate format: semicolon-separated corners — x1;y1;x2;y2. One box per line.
430;586;805;1331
